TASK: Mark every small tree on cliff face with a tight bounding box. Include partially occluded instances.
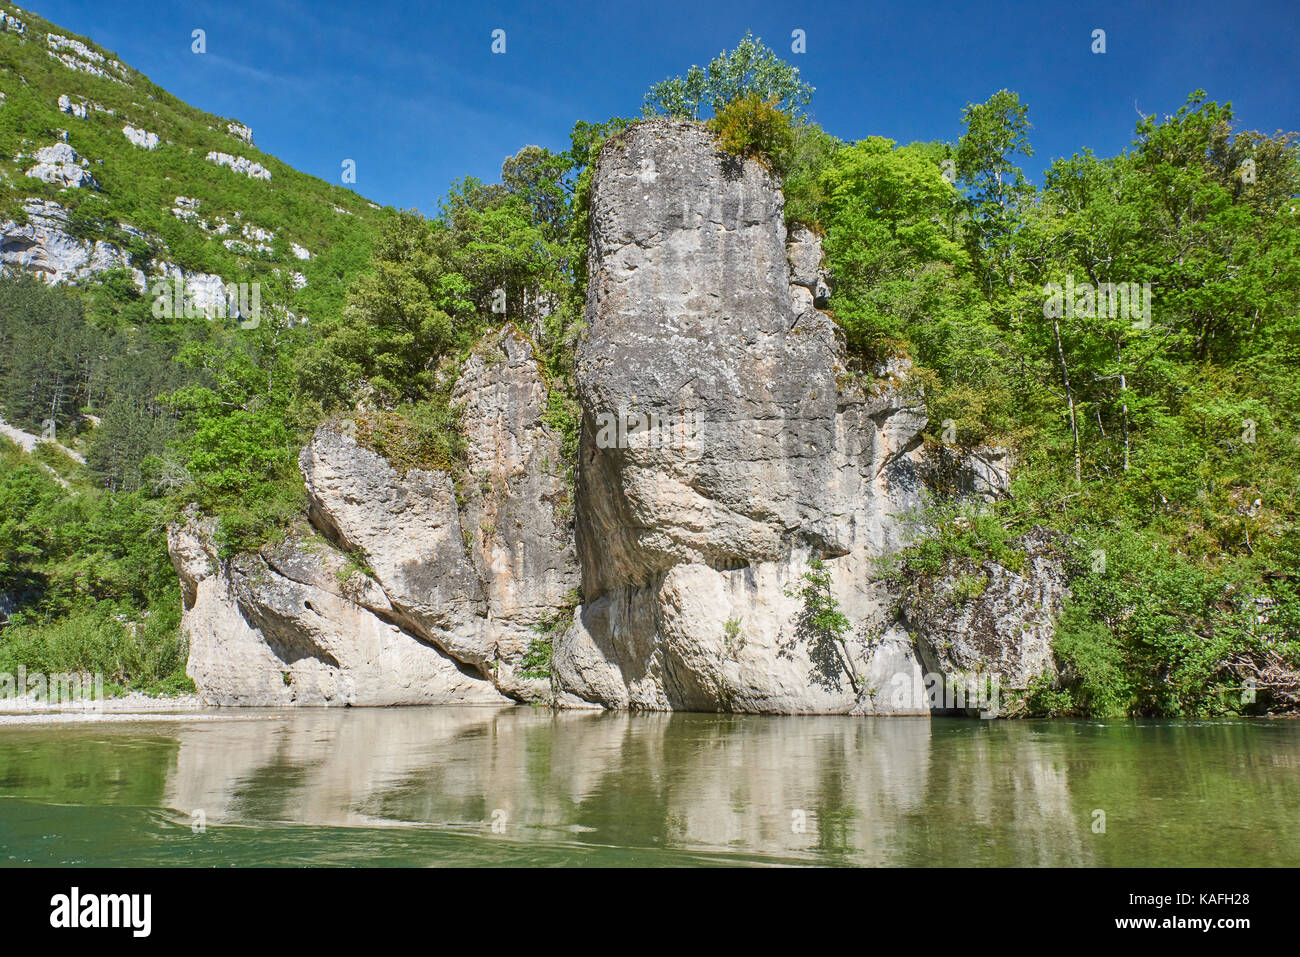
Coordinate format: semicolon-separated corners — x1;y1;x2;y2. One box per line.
643;32;814;120
785;558;860;694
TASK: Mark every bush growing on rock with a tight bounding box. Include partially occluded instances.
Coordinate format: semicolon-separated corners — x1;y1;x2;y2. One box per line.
708;94;796;176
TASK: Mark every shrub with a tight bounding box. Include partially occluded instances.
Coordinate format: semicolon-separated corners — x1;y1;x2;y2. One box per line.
708;94;796;176
0;601;189;691
1048;600;1133;717
785;557;858;693
352;396;466;476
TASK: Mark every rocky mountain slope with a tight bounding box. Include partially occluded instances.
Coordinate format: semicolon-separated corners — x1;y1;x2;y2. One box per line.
0;2;382;318
171;118;1068;713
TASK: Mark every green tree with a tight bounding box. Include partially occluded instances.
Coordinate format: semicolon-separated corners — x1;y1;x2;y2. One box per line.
643;31;814;119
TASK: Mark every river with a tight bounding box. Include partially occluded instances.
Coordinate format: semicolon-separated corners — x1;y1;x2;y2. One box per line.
1;707;1296;866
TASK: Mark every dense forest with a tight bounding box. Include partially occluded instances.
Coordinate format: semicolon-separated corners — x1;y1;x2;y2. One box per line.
1;29;1297;714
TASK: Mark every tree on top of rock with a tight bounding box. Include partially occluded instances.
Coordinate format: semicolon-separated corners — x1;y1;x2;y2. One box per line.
643;31;814;120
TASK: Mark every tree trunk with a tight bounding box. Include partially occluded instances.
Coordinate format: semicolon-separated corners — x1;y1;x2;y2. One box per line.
1053;318;1081;487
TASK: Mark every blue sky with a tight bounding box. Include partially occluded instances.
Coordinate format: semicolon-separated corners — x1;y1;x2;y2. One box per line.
22;0;1300;213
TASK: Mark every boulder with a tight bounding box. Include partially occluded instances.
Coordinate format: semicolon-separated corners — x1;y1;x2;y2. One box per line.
24;143;97;188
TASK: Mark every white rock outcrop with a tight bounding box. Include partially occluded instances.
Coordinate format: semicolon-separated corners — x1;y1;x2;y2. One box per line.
171;196;199;222
1;199;128;281
57;94;86;118
24;142;97;188
46;33;128;82
122;125;159;150
0;414;85;463
145;263;232;317
205;151;271;180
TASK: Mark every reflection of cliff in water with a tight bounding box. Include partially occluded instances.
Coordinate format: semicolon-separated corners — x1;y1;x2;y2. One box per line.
903;722;1091;866
158;708;1113;865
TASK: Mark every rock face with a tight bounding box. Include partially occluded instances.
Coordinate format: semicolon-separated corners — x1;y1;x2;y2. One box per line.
169;514;507;707
205;151;271;181
122;125;159;150
0;197;234;301
174;326;580;705
786;225;833;305
451;328;583;683
46;33;129;83
898;528;1072;711
227;121;255;145
57;94;86;118
921;443;1015;502
552;119;931;713
2;199;128;281
299;428;489;672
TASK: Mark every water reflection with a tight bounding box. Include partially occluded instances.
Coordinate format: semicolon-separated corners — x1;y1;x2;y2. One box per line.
163;709;938;864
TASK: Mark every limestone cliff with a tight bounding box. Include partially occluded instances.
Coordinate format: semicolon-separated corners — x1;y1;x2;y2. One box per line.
173;326;579;706
171;119;1067;712
169;514;506;707
547;119;932;713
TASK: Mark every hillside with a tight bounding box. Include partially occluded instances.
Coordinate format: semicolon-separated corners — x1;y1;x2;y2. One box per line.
0;2;391;694
0;2;385;320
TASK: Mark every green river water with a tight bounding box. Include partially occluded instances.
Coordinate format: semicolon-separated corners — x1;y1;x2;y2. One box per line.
0;707;1296;866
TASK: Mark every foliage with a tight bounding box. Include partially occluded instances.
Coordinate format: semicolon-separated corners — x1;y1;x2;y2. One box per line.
780;120;842;228
644;31;814;119
819;136;985;365
892;504;1026;577
722;616;745;657
521;587;581;681
708;94;796;174
860;89;1300;717
0;601;190;691
0;434;187;690
352;399;465;475
785;557;858;693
